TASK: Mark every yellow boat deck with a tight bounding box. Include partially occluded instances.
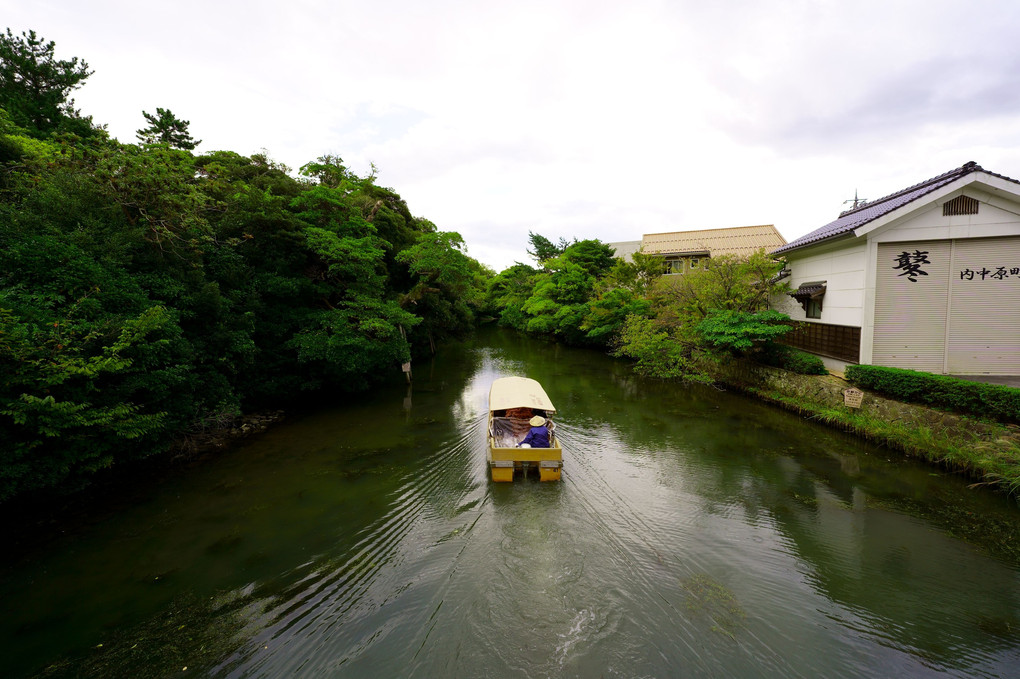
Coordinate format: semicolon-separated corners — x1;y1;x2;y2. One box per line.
487;437;563;482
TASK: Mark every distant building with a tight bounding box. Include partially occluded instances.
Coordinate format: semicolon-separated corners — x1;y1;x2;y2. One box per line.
608;240;642;261
772;161;1020;375
640;224;786;274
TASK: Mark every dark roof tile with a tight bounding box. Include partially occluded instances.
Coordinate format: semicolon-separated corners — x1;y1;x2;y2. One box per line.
773;162;1018;255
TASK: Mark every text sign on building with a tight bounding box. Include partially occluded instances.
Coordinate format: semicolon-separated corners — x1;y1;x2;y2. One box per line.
959;266;1020;281
892;250;931;282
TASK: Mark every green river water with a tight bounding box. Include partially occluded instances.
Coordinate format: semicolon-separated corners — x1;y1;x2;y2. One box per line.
2;327;1020;678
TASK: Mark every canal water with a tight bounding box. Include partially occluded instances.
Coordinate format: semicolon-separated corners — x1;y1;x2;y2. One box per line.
3;328;1020;678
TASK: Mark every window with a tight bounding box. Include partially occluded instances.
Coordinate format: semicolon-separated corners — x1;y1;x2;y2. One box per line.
790;281;826;319
689;257;700;269
663;257;682;275
806;298;822;319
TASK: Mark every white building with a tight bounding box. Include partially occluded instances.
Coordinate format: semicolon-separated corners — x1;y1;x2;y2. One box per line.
772;161;1020;376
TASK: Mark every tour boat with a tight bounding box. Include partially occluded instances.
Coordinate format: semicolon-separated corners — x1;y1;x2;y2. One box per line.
486;376;562;482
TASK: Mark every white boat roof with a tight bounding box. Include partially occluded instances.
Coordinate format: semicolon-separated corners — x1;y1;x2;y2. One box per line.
488;376;556;413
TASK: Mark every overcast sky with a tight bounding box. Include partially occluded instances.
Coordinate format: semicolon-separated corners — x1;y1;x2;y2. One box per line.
6;0;1020;270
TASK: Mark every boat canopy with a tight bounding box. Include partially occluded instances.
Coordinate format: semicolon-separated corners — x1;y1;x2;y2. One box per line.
488;377;556;413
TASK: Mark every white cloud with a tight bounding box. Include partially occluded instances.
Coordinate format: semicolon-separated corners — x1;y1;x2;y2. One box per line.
5;0;1020;271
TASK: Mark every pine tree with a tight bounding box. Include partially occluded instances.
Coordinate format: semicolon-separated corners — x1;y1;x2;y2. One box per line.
136;107;201;150
0;28;95;137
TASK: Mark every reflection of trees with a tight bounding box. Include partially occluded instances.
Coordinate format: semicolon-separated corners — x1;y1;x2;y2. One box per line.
680;437;1020;670
558;342;1020;671
766;476;1020;669
440;328;1020;672
33;589;271;678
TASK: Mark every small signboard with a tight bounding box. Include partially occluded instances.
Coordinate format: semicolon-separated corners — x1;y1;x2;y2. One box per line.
843;388;864;408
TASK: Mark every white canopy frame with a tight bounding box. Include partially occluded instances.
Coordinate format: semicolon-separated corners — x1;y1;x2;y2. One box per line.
488;376;556;413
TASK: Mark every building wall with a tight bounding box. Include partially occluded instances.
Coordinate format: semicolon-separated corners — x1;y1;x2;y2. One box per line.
777;182;1020;375
662;254;709;275
860;188;1020;364
872;240;951;372
772;238;867;328
608;240;642;262
867;188;1020;245
871;236;1020;374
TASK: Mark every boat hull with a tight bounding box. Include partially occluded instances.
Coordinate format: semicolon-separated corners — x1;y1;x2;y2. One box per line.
487;429;562;482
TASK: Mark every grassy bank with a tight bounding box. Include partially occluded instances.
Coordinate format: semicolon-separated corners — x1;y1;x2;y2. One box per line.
700;356;1020;494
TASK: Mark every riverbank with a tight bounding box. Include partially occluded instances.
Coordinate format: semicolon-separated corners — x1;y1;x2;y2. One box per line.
699;355;1020;494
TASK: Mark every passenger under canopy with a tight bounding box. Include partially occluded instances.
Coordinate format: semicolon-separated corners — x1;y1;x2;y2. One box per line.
490;416;555;449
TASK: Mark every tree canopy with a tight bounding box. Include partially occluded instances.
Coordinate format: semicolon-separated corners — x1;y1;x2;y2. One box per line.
486;235;794;379
527;231;572;264
136;107;201;149
0;29;492;502
0;28;95;137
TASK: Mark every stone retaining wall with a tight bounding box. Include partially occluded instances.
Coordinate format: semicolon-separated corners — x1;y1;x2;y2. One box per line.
697;355;1017;459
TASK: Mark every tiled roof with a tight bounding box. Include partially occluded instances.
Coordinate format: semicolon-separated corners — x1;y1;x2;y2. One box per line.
773;161;1020;255
642;224;786;257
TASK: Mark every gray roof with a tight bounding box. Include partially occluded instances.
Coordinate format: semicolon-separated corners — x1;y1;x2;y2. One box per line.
773;161;1019;255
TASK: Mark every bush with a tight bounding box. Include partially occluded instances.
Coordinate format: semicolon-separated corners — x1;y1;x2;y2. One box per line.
695;309;792;353
613;316;708;381
845;365;1020;424
756;343;828;375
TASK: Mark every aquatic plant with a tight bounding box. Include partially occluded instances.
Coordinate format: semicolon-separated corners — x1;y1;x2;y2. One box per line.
679;573;746;638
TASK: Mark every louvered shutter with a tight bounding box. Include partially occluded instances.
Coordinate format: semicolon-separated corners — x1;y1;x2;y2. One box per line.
873;241;951;372
947;236;1020;374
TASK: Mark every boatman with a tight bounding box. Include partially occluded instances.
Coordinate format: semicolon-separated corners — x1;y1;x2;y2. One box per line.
518;415;550;448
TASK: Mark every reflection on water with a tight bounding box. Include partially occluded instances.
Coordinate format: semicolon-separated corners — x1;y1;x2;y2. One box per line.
2;327;1020;678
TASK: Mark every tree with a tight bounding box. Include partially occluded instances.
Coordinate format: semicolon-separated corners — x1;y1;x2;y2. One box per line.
397;231;481;349
136;107;201;150
486;263;538;330
527;231;571;264
299;153;355;189
649;250;787;322
520;258;597;343
0;29;95;137
560;239;615;278
613;250;790;378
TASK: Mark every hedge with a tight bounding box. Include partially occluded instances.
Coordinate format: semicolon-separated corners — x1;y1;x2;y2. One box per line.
844;365;1020;424
755;343;828;375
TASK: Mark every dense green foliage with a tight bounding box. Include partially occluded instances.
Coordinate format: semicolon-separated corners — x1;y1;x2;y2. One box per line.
136;107;200;149
487;237;794;380
0;30;490;501
487;238;658;347
756;343;828;375
695;309;791;352
845;365;1020;424
613;251;791;376
526;231;572;263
